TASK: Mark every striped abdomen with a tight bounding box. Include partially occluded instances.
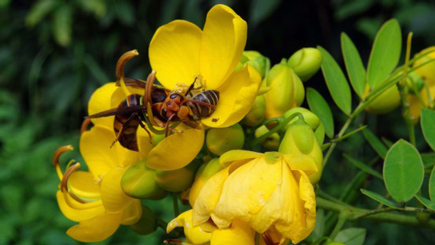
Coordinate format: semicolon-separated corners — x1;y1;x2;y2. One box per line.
189;90;219;119
114;94;143;151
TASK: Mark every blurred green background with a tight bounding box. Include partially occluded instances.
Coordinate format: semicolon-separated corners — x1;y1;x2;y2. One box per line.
1;0;435;244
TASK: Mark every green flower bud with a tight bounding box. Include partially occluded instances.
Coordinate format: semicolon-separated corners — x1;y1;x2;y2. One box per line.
314;122;326;145
413;46;435;86
154;159;201;192
236;51;270;79
254;125;281;151
279;117;323;184
324;240;345;245
121;160;167;199
242;95;266;127
364;84;400;115
406;71;425;94
265;60;303;119
130;205;157;235
281;107;320;133
189;158;224;206
206;123;245;156
288;47;322;82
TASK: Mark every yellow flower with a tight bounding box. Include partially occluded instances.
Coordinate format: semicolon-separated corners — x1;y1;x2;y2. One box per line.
192;150;317;244
54;84;153;242
167;210;256;245
149;4;261;129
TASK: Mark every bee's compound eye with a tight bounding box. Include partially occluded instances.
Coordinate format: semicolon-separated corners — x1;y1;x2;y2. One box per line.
170;94;178;99
161;108;167;116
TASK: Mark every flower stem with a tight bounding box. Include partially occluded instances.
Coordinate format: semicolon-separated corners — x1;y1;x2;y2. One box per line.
329;211;349;240
172;192;180;217
317;197;435;230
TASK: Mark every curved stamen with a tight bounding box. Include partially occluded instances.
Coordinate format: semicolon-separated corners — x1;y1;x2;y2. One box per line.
81;118;91;135
116;50;139;80
262;232;277;245
53;145;74;181
165;114;177;137
61;162;81;192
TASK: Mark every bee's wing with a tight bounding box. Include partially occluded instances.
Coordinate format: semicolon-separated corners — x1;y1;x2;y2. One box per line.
86;105;146;119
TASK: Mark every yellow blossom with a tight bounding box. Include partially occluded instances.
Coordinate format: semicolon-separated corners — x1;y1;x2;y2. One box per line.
54;83;153;242
192;150;317;244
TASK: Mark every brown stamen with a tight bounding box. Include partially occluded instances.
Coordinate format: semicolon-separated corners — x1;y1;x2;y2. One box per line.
116;50;139;80
81;118;91;135
53;145;74;167
163;239;183;244
262;232;276;245
60;162;81;192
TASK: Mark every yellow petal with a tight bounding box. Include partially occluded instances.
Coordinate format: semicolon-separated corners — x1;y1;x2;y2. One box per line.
147;128;205;170
274;170;316;244
66;212;122;242
211;157;281;229
219;150;263;167
202;65;261;128
80;126;118;178
101;167;134;213
211;220;254;245
167;210;212;245
68;171;101;201
88;83;118;130
56;191;104;222
193;167;232;226
121;200;142;225
149;20;202;90
283;154;318;175
200;4;247;89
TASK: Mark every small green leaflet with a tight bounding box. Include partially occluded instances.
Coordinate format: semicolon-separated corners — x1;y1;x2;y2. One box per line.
383;140;424;202
306;88;334;138
344;154;383;180
421;108;435;151
341;33;366;99
335;228;366;245
361;189;399;208
362;128;388;159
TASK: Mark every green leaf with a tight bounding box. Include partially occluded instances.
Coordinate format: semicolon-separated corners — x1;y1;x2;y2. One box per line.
360;189;400;208
25;0;58;26
383;140;424;202
362;128;388;159
52;5;72;46
430;165;435;201
344;154;383;180
367;19;402;88
335;228;366;245
422;152;435;168
330;125;367;143
421;108;435;151
317;46;352;115
306;88;334;138
415;195;435;210
341;33;366;99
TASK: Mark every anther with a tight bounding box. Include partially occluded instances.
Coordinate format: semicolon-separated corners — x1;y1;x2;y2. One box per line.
60;162;81;192
53;145;74;180
116;50;139;80
81;118;91;135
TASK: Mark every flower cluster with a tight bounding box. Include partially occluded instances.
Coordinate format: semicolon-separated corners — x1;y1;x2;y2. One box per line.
53;4;326;244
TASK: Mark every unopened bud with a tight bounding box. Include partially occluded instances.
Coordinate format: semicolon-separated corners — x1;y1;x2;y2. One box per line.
265;60;302;119
189;158;224;206
281;107;320;133
288;47;322;82
121;160;167;199
154;159;201;192
254;125;280;151
242;95;266;127
279;117;323;184
364;84;400;115
130;205;157;235
206;123;245;156
406;71;425;94
413;46;435;86
236;51;270;79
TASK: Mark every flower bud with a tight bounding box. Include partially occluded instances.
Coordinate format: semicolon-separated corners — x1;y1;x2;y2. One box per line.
154;159;201;192
406;71;425;94
413;46;435;86
314;122;326;145
121;160;167;199
281;107;320;133
364;84;400;115
254;125;280;151
264;60;304;119
288;47;322;82
236;51;270;79
324;240;345;245
206;123;245;156
189;158;224;206
242;95;266;127
130;205;157;235
279;117;323;184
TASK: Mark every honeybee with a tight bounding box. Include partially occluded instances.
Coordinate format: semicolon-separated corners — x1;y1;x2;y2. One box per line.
87;68;219;151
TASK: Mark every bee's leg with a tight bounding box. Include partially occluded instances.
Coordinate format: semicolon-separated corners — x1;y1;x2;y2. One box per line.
138;119;154;144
